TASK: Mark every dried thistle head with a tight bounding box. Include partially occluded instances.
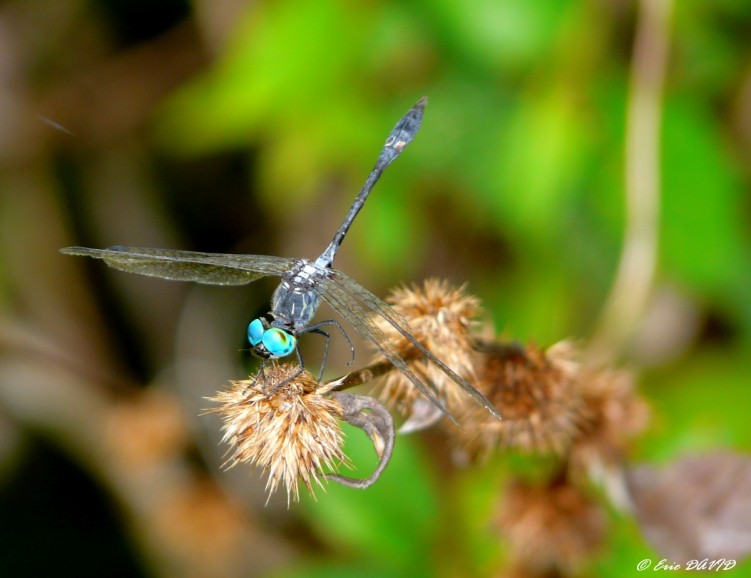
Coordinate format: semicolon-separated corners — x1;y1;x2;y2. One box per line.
496;479;607;575
374;278;480;415
457;341;589;458
208;363;346;504
565;349;650;484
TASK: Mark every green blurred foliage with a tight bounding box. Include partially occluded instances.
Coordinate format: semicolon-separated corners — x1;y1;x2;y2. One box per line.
4;0;751;575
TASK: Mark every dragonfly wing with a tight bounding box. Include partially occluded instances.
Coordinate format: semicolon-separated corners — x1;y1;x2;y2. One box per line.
312;271;454;422
60;246;296;286
319;269;502;421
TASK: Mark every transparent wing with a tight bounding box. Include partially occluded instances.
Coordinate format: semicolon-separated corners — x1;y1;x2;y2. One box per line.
317;269;502;422
60;246;297;286
348;283;503;420
311;272;453;422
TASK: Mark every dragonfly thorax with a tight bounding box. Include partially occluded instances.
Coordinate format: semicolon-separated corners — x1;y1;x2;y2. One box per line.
247;316;296;359
248;260;326;360
269;259;325;332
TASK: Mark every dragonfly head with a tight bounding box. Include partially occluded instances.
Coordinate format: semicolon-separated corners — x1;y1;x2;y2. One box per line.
247;317;296;359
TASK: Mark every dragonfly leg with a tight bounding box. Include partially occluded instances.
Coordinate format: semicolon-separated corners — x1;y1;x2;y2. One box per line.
243;362;268;395
305;327;330;382
244;353;307;395
265;351;306;393
302;319;356;372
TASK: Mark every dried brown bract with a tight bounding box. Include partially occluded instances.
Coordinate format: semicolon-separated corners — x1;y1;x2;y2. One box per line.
497;479;606;576
209;363;346;504
563;347;650;482
374;279;480;416
458;341;589;457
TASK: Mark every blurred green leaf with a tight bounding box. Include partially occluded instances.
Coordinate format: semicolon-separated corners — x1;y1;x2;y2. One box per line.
490;89;589;236
273;560;411;578
641;352;751;462
301;424;438;573
413;0;574;71
155;0;370;155
660;96;748;293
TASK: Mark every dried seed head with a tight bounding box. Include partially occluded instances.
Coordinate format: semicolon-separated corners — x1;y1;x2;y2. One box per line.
497;480;606;574
374;279;480;415
208;364;346;504
458;341;589;457
565;350;650;480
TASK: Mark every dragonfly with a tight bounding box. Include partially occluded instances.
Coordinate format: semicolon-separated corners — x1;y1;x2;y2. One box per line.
61;98;501;424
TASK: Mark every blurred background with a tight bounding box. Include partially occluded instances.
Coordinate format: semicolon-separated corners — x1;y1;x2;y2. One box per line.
1;0;750;576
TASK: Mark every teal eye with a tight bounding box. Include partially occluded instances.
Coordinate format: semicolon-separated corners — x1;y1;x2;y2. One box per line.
247;318;265;346
262;328;296;357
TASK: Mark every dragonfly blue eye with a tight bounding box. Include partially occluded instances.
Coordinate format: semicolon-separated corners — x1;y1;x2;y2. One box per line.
247;318;265;346
262;328;296;357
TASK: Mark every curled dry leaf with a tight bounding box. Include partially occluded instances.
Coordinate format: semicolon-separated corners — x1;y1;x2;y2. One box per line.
326;392;395;489
627;451;751;564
